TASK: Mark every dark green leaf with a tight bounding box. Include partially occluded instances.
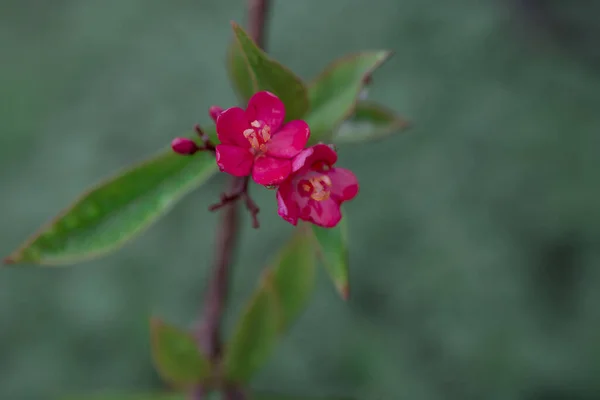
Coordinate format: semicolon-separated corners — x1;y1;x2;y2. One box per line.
230;22;309;121
223;226;316;383
312;217;349;300
306;51;392;144
4;127;217;266
334;101;410;143
150;318;211;387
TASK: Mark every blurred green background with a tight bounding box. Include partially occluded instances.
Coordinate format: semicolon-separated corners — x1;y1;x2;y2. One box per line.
2;0;600;399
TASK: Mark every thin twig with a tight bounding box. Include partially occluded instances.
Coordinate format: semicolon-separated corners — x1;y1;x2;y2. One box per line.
191;0;271;398
194;124;216;152
209;177;260;229
248;0;271;49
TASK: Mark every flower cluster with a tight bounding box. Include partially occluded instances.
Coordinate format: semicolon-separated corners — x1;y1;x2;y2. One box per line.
172;91;358;228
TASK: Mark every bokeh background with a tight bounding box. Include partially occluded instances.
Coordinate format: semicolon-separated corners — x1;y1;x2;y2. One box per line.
2;0;600;399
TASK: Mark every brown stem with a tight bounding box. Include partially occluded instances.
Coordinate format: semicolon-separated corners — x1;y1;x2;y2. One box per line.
191;1;271;398
197;177;240;360
194;124;216;152
209;177;260;229
248;0;271;49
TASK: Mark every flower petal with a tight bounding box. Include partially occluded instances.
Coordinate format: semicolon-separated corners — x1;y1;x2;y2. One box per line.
328;167;359;202
291;144;338;173
266;120;310;159
276;180;300;226
303;198;342;228
246;91;285;131
216;107;251;148
215;144;253;177
252;155;292;186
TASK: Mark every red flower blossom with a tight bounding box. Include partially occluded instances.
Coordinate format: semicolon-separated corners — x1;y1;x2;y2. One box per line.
215;91;310;186
276;144;359;228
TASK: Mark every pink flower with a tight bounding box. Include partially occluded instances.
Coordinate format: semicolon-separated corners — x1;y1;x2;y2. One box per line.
215;91;310;186
277;144;359;228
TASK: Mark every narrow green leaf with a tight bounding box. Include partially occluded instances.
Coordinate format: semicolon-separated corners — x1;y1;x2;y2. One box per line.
222;282;281;383
4;127;218;266
150;318;211;387
62;394;184;400
270;225;317;328
334;101;410;143
306;51;392;144
230;22;309;121
223;226;316;383
312;217;349;300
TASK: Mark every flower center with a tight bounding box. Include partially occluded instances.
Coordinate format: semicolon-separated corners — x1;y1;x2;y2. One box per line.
243;120;271;153
301;175;332;201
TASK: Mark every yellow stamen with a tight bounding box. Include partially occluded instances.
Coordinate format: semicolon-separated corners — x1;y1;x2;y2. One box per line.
243;128;260;150
245;121;271;152
309;175;332;201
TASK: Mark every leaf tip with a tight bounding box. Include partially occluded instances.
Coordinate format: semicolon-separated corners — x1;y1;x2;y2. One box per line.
397;117;412;130
230;20;241;30
3;256;15;265
149;317;166;363
374;50;394;69
339;284;350;300
3;249;27;265
149;316;165;333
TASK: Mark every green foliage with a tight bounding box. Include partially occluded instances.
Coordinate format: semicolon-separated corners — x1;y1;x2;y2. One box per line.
223;226;316;383
228;24;397;145
226;39;255;104
312;219;350;300
270;226;318;328
334;101;410;143
4;128;217;266
306;52;392;144
222;284;280;384
150;318;212;388
230;22;309;121
4;15;402;400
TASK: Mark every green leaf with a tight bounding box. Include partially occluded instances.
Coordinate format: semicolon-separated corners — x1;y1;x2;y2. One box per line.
223;226;316;383
4;127;218;266
62;394;184;400
150;318;211;387
334;101;410;143
222;282;280;384
230;22;309;121
270;225;318;328
312;217;349;300
226;39;255;104
306;51;392;144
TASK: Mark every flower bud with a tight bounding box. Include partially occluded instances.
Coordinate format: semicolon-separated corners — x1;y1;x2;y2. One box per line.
171;138;199;155
209;106;224;123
